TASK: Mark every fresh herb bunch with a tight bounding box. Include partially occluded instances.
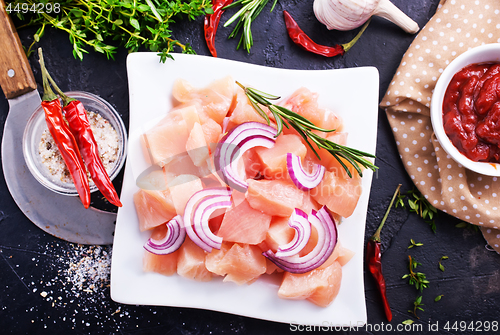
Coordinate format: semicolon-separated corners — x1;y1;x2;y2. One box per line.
396;188;438;232
223;0;277;52
7;0;213;61
236;82;378;178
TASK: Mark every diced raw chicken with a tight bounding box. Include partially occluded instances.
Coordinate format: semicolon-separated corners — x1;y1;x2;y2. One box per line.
265;258;283;275
143;250;179;276
228;86;272;126
135;168;167;192
201;118;222;149
205;242;266;285
172;76;234;125
281;87;343;132
242;148;261;180
265;216;294;253
177;238;212;282
186;122;210;167
143;225;179;275
278;261;342;307
217;199;272;245
142;111;190;167
168;175;204;215
136;77;363;307
134;189;176;231
336;244;355;267
301;192;322;215
180;104;201;132
297;225;319;257
232;148;262;183
311;169;362;218
163;152;212;183
208;213;224;235
318;242;355;269
255;134;307;179
312;132;349;171
246;179;305;217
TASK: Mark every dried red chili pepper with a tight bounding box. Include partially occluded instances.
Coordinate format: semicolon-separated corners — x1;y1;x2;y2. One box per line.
46;75;122;208
204;0;233;57
366;184;401;322
38;49;91;208
283;10;370;57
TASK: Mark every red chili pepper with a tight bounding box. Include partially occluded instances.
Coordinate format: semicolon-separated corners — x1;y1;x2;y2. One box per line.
46;75;123;207
366;184;401;322
38;49;91;208
204;0;233;57
64;99;122;207
283;10;370;57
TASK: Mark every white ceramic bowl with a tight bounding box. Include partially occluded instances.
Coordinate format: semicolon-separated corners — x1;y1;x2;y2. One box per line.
23;91;127;196
430;43;500;176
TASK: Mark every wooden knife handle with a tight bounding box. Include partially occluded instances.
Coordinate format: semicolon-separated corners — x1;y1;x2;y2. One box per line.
0;0;37;99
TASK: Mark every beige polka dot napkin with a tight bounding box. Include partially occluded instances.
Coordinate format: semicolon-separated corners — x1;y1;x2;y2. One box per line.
380;0;500;253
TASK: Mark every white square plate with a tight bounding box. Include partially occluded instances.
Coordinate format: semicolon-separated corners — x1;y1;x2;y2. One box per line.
111;53;379;326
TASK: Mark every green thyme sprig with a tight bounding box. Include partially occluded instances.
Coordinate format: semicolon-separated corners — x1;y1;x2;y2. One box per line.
409;296;424;319
438;256;448;272
402;255;429;292
236;81;378;178
7;0;212;61
455;221;479;232
396;188;438;233
408;239;423;249
223;0;278;52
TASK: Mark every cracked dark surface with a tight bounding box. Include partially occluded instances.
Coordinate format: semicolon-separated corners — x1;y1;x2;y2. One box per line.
1;0;500;334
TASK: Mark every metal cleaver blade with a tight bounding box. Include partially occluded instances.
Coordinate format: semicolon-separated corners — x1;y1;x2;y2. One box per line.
0;0;116;245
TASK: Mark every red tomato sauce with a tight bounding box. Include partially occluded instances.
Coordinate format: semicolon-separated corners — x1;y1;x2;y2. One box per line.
442;62;500;162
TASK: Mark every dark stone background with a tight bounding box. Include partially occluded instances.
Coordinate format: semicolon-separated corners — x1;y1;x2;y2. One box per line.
1;0;500;334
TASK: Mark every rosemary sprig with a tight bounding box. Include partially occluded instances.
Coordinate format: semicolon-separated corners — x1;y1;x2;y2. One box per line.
402;255;429;292
236;82;378;178
223;0;278;52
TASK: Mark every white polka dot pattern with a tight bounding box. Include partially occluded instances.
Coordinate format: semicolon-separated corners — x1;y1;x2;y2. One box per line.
380;0;500;254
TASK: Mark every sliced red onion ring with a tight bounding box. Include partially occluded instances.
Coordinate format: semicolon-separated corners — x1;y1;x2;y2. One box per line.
287;153;326;190
183;187;232;252
263;206;338;274
275;208;311;258
214;122;276;192
144;215;185;255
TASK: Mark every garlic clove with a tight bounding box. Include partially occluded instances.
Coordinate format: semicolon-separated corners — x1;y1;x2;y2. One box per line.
314;0;377;31
313;0;419;34
374;0;419;34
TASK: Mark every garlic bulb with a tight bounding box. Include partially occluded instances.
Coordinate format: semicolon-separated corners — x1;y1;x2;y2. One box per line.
313;0;419;34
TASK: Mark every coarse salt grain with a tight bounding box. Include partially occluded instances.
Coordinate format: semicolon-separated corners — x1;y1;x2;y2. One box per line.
39;111;119;184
